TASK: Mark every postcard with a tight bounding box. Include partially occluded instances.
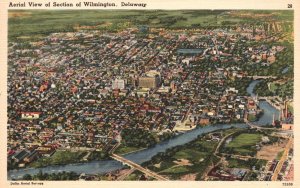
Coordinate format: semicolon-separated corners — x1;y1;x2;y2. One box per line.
0;0;298;188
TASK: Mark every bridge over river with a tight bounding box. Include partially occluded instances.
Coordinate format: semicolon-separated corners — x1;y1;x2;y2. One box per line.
111;153;169;181
108;136;169;181
247;75;277;80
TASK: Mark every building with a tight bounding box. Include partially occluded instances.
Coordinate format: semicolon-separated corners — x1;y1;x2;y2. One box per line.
36;146;56;157
199;118;210;125
138;76;160;89
21;112;41;120
12;150;30;163
112;79;125;90
247;99;257;110
282;124;293;130
23;150;39;163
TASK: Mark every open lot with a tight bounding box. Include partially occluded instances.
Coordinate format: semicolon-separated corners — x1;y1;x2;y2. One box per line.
256;139;288;161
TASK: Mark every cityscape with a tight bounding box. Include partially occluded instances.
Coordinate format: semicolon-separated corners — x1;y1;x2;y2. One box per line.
7;10;294;181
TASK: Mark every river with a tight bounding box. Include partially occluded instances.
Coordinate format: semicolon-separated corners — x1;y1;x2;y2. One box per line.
8;80;279;179
247;80;280;125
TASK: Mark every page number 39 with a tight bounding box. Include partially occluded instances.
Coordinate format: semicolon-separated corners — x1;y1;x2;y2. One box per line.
287;4;292;8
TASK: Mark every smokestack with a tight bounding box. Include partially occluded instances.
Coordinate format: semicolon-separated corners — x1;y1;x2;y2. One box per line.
281;108;285;121
285;101;288;119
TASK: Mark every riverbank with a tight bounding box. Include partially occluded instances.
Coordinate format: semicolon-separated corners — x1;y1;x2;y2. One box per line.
8;123;249;180
115;146;147;156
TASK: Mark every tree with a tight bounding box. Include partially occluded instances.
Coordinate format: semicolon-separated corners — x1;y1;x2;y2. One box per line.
23;174;32;180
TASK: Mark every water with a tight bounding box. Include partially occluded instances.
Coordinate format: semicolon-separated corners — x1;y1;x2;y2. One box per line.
247;80;260;98
255;101;280;125
177;49;203;55
246;80;280;125
8;124;247;179
124;124;247;164
282;66;289;74
8;80;279;179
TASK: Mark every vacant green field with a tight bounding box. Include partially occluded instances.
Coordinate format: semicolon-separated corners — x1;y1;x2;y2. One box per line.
160;165;189;174
30;150;87;168
193;139;218;151
114;144;145;155
227;158;267;170
174;149;208;161
227;133;262;148
225;133;262;156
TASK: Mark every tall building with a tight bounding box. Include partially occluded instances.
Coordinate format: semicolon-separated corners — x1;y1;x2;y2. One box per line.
138;75;160;89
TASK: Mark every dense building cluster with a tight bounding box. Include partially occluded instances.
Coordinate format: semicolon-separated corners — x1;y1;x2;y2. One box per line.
7;26;287;168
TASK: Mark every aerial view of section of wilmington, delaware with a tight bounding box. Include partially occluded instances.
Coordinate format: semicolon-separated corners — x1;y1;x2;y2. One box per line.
7;10;294;181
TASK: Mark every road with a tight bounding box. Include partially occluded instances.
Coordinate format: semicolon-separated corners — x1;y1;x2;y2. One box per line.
271;137;293;181
202;130;239;180
111;153;169;181
214;131;238;155
116;168;136;181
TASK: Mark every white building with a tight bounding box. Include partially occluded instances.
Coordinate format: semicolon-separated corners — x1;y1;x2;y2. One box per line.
112;79;125;90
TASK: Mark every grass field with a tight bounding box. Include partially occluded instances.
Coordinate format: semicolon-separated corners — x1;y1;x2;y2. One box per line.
30;150;87;168
225;133;262;156
227;158;267;170
227;133;262;148
114;144;145;155
160;166;189;174
174;149;208;161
